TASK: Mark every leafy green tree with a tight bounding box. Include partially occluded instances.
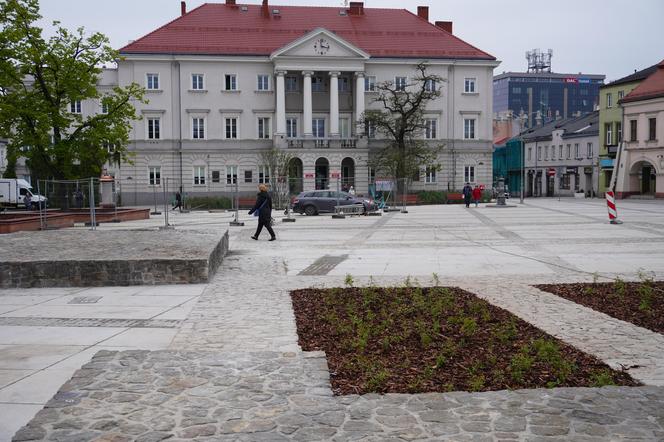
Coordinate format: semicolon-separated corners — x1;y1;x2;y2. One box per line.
363;62;445;189
0;0;145;180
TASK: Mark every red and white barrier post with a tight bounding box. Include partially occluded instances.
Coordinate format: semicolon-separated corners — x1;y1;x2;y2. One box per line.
605;191;622;224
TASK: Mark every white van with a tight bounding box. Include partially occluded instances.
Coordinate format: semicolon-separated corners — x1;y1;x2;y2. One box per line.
0;178;47;209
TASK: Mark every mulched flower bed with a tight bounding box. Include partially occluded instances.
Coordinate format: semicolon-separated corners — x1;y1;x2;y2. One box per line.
536;280;664;334
291;286;639;395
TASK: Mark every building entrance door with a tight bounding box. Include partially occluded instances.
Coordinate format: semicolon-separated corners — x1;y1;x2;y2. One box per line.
315;157;329;190
546;175;554;197
642;166;654;194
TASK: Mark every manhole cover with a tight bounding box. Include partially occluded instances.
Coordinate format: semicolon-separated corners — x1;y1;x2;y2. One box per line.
69;296;102;304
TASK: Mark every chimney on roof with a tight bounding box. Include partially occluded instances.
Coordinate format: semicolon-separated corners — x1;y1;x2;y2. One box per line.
349;2;364;16
262;0;269;17
417;6;429;21
226;0;236;4
180;1;186;16
435;21;453;34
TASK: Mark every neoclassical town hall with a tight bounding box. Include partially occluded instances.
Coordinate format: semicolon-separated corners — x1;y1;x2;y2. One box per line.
101;1;498;203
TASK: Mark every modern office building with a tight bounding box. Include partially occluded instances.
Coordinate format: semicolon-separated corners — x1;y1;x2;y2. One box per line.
91;0;499;204
494;72;604;129
615;60;664;199
598;63;659;196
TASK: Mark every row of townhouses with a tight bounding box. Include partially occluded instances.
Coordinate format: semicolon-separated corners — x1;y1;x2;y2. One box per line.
3;1;499;204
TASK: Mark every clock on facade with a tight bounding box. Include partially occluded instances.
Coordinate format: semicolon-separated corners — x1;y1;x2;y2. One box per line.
313;38;330;55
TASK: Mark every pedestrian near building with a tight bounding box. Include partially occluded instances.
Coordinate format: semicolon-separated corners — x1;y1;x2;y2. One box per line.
172;191;182;211
249;184;276;241
23;193;31;210
462;183;473;208
74;189;84;209
472;185;482;207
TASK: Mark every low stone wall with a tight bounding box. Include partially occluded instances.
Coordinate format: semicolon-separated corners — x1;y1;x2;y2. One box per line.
0;230;229;288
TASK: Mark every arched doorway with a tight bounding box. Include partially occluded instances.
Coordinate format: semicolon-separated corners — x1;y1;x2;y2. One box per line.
315;157;329;190
341;157;355;192
629;160;657;195
288;157;303;194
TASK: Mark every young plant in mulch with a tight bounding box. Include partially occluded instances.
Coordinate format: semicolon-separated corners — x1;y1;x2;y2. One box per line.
537;274;664;334
291;284;638;395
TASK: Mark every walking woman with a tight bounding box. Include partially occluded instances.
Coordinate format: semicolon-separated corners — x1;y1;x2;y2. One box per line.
248;184;276;241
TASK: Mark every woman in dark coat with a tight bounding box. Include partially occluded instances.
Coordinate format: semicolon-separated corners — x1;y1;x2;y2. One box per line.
248;184;276;241
462;183;473;208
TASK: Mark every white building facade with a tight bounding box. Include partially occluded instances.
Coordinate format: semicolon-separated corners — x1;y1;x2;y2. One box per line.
615;60;664;199
103;1;498;204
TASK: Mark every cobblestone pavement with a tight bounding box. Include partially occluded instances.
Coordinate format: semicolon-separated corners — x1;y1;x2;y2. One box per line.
11;199;664;440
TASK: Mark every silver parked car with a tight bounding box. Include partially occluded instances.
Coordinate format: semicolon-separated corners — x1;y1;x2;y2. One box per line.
292;190;376;216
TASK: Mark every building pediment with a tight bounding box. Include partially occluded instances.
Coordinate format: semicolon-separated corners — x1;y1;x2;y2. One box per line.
270;28;370;61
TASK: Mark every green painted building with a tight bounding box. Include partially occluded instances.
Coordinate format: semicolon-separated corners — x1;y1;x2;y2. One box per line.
492;138;523;196
598;64;658;195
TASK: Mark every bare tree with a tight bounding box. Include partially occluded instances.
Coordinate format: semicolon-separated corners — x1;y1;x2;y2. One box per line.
259;147;294;209
363;62;445;192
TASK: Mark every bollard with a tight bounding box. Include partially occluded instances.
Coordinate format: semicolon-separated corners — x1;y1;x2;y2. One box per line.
230;179;244;226
151;184;161;215
283;177;296;223
332;176;345;219
160;178;173;230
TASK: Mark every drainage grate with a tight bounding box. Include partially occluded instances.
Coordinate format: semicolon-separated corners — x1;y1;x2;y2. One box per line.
68;296;102;304
298;254;348;276
0;317;182;328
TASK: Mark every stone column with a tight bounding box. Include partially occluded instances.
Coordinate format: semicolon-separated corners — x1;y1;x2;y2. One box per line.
329;72;340;138
275;71;286;136
354;72;365;136
302;71;313;137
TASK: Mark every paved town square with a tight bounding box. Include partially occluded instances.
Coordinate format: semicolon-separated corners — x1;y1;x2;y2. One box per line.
1;198;664;440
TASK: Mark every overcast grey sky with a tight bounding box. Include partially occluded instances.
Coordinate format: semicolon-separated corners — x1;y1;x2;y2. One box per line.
37;0;664;82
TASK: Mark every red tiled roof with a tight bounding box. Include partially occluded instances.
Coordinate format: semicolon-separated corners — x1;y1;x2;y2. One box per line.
620;59;664;104
119;3;495;60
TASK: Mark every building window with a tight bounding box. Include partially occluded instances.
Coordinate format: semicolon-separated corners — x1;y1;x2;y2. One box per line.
339;77;350;93
365;120;375;138
648;118;657;141
244;170;253;183
212;171;220;183
615;122;622;142
587;142;593;158
192;118;205;139
194;166;206;185
365;76;376;92
605;123;613;145
191;74;204;90
146;73;159;90
225;74;237;91
464;78;476;93
147;118;160;140
566;144;571;159
69;100;81;114
312;76;324;92
537;146;542;161
630;120;637;141
286;118;297;138
618;90;624;100
606;93;612;108
425;166;436;183
395;76;407;91
559;145;563;159
339;118;350;138
560;174;570;190
286;76;298;92
148;166;161;186
257;74;270;91
258;165;270;184
464;166;475;183
258;117;271;139
424;79;436;92
101;101;109;114
226;165;237;185
512;86;521;94
312;118;325;138
224;118;237;139
574;143;580;159
544;146;549;160
102;141;115;153
463;118;476;139
425;118;437;139
527;147;532;161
